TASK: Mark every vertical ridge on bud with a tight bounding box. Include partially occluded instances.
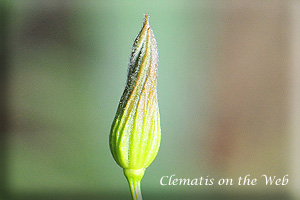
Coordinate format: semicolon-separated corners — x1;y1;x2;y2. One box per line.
109;14;161;200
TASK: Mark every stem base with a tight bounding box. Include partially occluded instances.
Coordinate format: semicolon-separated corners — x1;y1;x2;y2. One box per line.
124;169;145;200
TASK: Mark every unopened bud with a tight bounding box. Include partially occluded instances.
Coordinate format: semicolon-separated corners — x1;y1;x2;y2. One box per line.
109;14;161;200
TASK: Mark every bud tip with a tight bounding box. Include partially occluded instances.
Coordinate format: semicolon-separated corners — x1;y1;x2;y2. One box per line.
144;13;150;27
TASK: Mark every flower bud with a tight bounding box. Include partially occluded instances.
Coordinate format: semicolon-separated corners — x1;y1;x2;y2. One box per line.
109;14;161;200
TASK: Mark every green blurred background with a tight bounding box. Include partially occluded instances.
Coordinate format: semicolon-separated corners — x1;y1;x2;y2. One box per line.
1;0;299;199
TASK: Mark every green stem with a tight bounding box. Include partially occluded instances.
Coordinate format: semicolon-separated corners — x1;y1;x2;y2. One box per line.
124;169;145;200
128;177;142;200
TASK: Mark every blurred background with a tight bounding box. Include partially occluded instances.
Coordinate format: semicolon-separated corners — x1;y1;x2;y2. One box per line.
1;0;300;199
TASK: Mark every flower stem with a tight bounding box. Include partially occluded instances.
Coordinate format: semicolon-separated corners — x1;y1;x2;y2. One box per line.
124;169;145;200
128;177;142;200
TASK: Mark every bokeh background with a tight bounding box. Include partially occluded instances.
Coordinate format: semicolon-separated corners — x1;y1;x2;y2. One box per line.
1;0;300;199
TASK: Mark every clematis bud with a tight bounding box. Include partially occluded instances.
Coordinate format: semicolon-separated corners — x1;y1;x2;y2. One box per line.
109;14;161;200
